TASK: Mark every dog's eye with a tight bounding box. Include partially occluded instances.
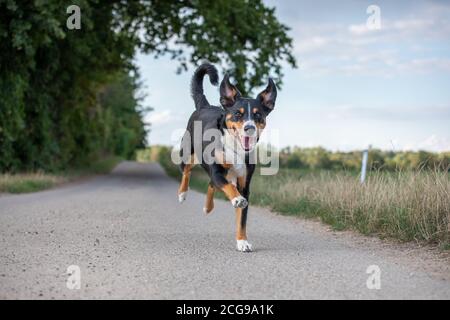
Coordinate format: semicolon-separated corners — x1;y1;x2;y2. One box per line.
234;112;242;118
254;113;261;119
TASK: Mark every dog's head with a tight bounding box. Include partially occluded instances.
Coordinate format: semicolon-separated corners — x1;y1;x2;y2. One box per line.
220;74;277;152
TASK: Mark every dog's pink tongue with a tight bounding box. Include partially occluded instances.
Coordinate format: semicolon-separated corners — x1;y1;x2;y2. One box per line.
244;136;250;150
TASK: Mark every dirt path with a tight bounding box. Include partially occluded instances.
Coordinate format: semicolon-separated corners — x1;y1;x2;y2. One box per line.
0;161;449;299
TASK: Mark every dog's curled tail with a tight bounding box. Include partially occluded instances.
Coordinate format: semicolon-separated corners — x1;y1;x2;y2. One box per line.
191;62;219;109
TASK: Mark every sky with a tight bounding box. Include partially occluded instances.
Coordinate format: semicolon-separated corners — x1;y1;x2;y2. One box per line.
136;0;450;152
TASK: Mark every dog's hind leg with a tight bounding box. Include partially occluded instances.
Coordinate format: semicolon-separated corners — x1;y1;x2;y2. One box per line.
203;183;215;214
178;154;195;203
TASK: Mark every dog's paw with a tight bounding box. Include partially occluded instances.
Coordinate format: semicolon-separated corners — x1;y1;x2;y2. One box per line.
178;192;187;203
231;196;248;208
236;240;253;252
203;207;213;214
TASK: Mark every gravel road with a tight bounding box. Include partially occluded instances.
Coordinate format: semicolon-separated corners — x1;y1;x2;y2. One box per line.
0;161;449;299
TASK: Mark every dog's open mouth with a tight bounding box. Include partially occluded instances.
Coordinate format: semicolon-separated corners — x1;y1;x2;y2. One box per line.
227;127;258;152
239;134;257;152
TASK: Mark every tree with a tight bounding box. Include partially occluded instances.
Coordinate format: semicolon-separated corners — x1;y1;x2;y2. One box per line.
116;0;297;94
0;0;296;172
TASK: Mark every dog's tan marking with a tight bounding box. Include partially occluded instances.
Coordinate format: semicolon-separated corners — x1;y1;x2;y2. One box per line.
253;108;258;113
178;155;195;197
221;183;241;201
225;119;244;131
235;176;247;240
222;163;233;169
226;171;236;184
237;176;246;192
204;184;215;214
235;208;247;240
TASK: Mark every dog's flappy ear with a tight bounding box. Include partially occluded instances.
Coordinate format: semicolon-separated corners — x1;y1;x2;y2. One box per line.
257;78;277;113
220;74;241;108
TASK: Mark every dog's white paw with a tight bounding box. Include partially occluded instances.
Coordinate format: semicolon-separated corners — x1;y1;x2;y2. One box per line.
236;240;253;252
178;192;187;203
231;196;248;208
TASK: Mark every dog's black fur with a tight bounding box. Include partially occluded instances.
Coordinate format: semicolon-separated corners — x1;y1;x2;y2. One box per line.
178;63;277;251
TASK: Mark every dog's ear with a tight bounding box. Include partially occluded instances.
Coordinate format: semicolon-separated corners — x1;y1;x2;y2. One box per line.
257;78;277;113
220;74;241;108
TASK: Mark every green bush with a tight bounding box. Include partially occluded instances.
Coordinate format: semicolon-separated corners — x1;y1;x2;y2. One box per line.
0;2;147;172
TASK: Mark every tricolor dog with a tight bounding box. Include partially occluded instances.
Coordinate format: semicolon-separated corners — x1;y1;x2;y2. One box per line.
178;63;277;252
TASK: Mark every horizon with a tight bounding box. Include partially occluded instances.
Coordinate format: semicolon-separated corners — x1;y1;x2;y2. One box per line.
146;143;449;154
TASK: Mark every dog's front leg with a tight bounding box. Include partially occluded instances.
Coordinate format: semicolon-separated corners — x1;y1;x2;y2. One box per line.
210;166;248;208
235;166;254;252
221;183;248;208
235;206;251;252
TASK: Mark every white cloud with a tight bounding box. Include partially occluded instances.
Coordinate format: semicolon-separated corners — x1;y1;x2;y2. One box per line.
324;105;450;122
294;36;328;53
348;24;372;36
392;18;433;32
146;110;172;126
349;18;436;37
397;58;450;73
403;135;450;152
290;5;450;77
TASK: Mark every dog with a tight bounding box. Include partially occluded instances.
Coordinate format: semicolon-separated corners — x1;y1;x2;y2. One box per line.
177;63;277;252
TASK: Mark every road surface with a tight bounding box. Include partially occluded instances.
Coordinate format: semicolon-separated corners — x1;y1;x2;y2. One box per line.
0;161;449;299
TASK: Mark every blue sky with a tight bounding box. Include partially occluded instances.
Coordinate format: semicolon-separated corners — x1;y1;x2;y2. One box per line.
137;0;450;152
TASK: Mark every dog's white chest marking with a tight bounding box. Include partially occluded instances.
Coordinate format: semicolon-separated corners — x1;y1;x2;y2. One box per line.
228;163;246;182
220;131;247;180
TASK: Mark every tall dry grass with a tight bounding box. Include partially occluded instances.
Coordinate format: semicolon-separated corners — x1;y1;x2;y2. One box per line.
154;146;449;247
250;169;449;246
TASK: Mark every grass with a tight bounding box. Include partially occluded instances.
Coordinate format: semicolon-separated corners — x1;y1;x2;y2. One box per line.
0;155;122;194
0;173;66;194
152;147;450;248
248;169;449;245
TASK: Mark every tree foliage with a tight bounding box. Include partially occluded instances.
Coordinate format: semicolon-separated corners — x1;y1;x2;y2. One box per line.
0;0;296;172
125;0;297;94
1;1;142;172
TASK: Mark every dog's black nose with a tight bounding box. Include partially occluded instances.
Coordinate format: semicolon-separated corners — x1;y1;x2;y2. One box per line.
244;124;256;135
